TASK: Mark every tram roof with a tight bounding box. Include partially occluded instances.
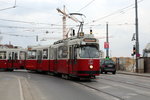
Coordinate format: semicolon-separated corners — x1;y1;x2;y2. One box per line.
0;48;26;52
53;34;98;45
27;45;51;50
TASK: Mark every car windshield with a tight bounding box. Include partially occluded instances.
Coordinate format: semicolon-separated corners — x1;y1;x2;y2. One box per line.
79;45;99;58
105;60;115;64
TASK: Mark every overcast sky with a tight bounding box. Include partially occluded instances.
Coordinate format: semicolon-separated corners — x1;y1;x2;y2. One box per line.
0;0;149;57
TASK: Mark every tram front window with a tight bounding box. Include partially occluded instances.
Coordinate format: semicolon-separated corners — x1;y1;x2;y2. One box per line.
79;45;99;58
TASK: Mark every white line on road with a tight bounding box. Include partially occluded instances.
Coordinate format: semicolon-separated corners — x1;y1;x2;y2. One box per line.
18;78;24;100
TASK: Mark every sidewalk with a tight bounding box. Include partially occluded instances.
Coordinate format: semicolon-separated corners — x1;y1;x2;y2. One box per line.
117;71;150;78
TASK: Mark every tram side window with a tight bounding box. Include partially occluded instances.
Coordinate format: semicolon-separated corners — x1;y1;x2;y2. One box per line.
20;51;26;60
50;48;55;59
14;52;18;60
8;52;11;60
28;50;36;59
54;48;57;60
0;51;6;59
37;50;42;60
58;46;68;58
43;49;48;59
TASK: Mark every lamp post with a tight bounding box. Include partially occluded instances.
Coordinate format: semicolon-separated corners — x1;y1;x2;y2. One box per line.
135;0;140;73
106;22;109;58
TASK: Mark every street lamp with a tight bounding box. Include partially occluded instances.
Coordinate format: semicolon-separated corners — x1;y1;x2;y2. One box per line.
135;0;140;73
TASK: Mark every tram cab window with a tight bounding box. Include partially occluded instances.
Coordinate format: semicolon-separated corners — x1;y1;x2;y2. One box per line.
79;45;99;58
43;49;48;59
0;51;6;59
27;50;36;59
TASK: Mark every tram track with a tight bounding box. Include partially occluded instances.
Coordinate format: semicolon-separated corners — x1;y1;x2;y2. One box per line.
75;81;124;100
117;72;150;78
96;77;150;98
99;77;150;90
73;75;150;100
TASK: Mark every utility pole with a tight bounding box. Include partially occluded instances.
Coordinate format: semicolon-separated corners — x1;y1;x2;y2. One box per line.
106;22;109;58
135;0;139;73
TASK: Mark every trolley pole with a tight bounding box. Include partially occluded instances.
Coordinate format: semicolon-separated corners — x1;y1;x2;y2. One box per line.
135;0;139;73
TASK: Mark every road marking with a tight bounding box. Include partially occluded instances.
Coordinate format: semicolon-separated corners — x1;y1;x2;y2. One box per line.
98;86;111;89
27;74;31;79
18;78;24;100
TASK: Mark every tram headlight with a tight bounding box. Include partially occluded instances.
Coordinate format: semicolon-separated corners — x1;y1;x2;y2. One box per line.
89;65;93;69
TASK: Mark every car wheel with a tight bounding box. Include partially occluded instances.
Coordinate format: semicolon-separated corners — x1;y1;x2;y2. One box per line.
112;71;116;74
100;69;103;74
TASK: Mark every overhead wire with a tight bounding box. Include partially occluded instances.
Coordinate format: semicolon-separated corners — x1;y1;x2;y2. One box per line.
0;25;62;29
0;18;54;25
0;0;16;11
77;0;96;12
0;32;35;37
86;0;144;25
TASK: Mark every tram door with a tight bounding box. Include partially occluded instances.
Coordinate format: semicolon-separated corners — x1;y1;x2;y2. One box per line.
69;46;76;74
0;51;7;69
54;48;58;72
7;51;18;69
37;50;42;71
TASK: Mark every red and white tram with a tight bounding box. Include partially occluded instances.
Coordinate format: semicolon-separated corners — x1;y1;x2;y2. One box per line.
26;33;100;79
26;45;50;72
0;48;26;71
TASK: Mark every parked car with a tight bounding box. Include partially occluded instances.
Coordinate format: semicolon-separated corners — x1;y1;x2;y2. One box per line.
100;59;116;74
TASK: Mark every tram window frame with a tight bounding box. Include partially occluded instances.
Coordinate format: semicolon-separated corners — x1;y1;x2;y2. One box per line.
8;52;11;60
0;51;7;59
79;45;99;58
14;52;18;60
27;50;36;59
58;46;68;59
74;48;77;60
50;47;54;59
54;48;57;60
43;49;48;59
37;50;42;60
19;51;26;60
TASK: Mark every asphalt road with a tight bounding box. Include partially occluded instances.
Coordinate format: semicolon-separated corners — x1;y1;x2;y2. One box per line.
0;70;150;100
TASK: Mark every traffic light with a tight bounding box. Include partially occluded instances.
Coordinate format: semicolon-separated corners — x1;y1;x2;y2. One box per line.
105;56;110;60
133;46;136;55
90;29;92;34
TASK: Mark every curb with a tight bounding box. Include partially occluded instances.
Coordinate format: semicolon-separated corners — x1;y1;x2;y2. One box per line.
117;71;150;78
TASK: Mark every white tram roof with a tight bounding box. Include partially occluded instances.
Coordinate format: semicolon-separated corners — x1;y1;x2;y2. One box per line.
53;34;99;46
27;34;99;49
0;48;26;52
28;44;51;50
